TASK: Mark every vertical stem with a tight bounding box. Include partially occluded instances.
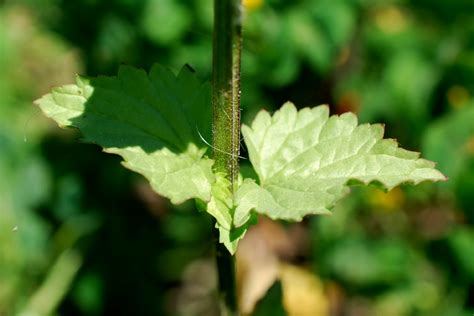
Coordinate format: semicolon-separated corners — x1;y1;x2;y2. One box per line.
212;0;242;315
213;230;238;315
212;0;242;183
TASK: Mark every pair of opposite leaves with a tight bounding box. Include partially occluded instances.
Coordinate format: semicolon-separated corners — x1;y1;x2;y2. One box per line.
36;64;446;253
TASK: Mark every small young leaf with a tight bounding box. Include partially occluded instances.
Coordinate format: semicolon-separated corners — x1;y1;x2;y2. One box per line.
35;64;214;204
236;102;446;224
208;173;253;253
207;173;233;231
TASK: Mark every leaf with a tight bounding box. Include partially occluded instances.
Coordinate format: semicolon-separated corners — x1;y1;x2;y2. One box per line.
35;64;214;204
207;173;252;253
252;281;286;316
217;225;245;255
235;102;446;225
207;173;233;231
422;103;474;186
448;227;474;280
279;264;328;316
141;0;190;45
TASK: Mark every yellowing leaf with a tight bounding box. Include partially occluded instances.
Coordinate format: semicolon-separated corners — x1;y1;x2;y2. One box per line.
279;264;329;316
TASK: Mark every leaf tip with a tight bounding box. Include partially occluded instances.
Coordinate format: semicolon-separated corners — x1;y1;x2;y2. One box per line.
318;103;329;108
282;101;296;108
32;96;43;106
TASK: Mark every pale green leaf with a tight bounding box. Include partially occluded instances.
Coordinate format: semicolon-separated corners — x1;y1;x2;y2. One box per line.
217;223;249;255
207;173;233;231
207;173;250;254
236;102;446;225
35;64;214;204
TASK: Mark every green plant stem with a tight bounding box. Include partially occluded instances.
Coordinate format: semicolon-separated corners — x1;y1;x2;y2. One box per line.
212;0;242;183
213;228;238;315
211;0;242;315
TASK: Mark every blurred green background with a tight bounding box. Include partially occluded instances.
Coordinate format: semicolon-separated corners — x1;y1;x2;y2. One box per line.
1;0;473;315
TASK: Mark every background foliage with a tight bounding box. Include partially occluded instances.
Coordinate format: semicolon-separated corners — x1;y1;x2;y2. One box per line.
1;0;473;315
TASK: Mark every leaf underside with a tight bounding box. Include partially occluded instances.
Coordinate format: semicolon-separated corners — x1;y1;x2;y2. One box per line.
234;102;446;226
